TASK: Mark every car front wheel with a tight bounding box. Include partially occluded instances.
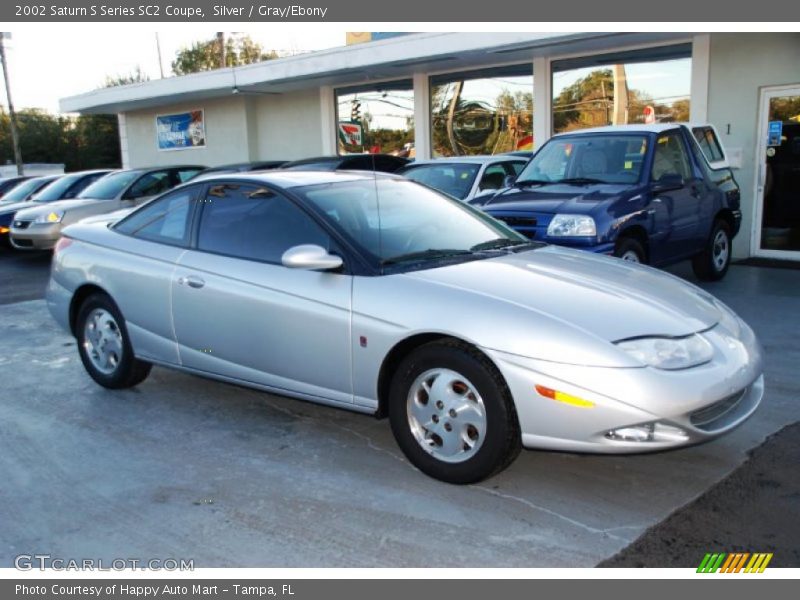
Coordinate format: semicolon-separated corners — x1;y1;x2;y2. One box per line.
76;293;152;389
613;237;646;263
389;340;521;484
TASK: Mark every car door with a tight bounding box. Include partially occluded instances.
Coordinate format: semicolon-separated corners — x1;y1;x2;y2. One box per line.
171;182;354;404
650;132;705;260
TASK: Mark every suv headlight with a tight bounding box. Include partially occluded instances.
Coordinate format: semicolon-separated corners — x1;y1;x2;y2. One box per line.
616;334;713;370
35;211;64;224
547;214;596;237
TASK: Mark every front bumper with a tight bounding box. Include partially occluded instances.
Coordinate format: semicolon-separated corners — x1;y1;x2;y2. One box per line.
10;221;62;250
484;319;764;453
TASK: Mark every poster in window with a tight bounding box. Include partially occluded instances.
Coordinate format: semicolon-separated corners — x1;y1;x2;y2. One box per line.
156;110;206;150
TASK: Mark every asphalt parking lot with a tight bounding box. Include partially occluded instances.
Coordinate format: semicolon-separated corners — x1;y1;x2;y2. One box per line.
0;251;798;568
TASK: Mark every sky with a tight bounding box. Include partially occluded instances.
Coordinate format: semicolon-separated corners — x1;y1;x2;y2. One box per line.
1;28;345;113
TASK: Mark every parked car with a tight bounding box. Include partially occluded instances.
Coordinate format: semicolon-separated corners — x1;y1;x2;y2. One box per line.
47;171;763;483
397;155;528;202
191;161;288;180
0;175;61;245
10;165;204;250
0;175;32;198
476;124;742;280
2;171;111;247
281;154;409;173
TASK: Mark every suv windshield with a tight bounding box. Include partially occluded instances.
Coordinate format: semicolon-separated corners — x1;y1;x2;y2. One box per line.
78;171;140;200
294;178;528;269
516;134;648;185
399;164;480;200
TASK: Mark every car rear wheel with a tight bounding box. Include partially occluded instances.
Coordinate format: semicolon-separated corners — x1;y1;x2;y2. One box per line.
76;294;151;389
613;237;646;263
692;220;732;281
388;340;521;484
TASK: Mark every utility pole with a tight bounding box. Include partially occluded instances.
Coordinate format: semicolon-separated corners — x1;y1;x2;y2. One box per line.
155;33;165;78
612;64;629;126
217;32;226;68
0;32;23;175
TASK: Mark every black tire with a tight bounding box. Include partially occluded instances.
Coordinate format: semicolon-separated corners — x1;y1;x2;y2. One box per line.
692;219;732;281
75;293;151;389
388;340;521;484
613;237;646;264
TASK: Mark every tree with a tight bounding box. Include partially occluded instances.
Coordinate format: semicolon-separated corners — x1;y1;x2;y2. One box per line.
102;66;149;88
172;34;278;75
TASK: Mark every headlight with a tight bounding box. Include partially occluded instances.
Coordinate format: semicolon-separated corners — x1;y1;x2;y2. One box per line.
35;211;64;224
547;214;596;237
615;334;713;370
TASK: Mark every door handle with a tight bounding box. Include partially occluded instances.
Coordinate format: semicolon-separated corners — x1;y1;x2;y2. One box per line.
178;275;205;289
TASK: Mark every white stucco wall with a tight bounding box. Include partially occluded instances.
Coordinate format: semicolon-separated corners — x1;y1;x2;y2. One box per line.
123;96;255;168
253;89;326;160
706;33;800;259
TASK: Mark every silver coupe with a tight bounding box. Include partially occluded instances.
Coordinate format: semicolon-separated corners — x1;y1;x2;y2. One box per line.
47;171;764;483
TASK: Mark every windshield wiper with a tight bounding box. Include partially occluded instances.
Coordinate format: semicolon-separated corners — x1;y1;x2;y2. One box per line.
555;177;608;185
380;248;472;266
513;178;552;186
470;238;527;252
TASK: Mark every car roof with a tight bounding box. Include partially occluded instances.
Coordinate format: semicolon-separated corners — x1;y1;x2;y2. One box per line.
193;170;401;188
553;123;695;137
403;155;525;166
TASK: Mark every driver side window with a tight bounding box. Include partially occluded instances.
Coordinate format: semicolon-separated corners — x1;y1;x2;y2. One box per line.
652;134;691;181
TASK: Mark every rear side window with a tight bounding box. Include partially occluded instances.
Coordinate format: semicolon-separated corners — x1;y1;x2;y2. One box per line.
114;186;197;246
125;170;173;199
507;161;527;176
196;183;331;264
692;127;725;163
176;168;204;182
478;164;508;191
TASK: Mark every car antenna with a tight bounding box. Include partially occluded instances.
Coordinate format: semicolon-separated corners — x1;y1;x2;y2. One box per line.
371;152;384;274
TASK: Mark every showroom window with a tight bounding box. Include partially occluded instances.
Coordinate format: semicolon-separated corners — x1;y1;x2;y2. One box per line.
335;80;414;157
430;65;534;157
552;45;692;134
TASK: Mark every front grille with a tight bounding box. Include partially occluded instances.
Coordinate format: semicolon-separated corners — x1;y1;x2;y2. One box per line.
496;216;538;228
690;388;748;431
13;220;32;230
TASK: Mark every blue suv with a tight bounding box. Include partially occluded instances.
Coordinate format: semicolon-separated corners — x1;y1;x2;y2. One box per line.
474;124;741;280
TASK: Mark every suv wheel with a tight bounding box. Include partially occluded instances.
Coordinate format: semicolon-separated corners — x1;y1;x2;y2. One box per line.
692;220;732;281
613;237;646;263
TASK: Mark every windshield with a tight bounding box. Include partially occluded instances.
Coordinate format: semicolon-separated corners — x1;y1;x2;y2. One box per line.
0;177;54;203
78;171;139;200
516;134;648;185
294;178;529;269
31;173;84;202
399;163;480;200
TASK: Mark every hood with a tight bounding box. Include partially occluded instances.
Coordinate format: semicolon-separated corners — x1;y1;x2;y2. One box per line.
0;200;33;216
405;245;721;344
14;198;116;222
482;182;634;214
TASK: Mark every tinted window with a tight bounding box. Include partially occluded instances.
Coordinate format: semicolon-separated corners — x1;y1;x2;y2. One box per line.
478;164;509;191
507;161;527;176
114;186;197;245
126;170;173;199
197;184;330;264
652;133;691;181
400;163;480;200
692;127;725;163
0;177;57;203
33;172;106;202
176;168;204;183
79;171;140;200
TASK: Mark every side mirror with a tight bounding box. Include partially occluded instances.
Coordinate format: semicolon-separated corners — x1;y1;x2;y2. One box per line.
503;175;517;188
282;244;343;271
652;173;685;193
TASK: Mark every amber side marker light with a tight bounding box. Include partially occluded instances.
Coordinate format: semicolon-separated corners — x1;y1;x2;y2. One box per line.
0;226;9;234
535;385;595;408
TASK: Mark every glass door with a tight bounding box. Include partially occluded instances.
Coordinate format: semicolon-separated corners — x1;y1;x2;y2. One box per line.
754;85;800;259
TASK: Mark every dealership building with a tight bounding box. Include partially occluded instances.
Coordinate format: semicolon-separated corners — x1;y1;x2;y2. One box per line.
60;32;800;262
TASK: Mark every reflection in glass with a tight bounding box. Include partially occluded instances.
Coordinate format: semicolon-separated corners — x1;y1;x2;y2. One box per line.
430;66;534;157
552;58;691;133
335;81;414;157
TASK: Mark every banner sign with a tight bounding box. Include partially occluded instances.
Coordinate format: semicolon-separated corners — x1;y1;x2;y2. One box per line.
156;110;206;151
338;122;362;145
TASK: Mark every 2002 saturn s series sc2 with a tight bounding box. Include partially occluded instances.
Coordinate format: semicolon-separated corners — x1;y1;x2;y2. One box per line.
47;171;764;483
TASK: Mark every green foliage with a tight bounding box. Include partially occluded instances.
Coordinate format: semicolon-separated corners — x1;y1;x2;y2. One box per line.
102;66;149;88
172;34;278;75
